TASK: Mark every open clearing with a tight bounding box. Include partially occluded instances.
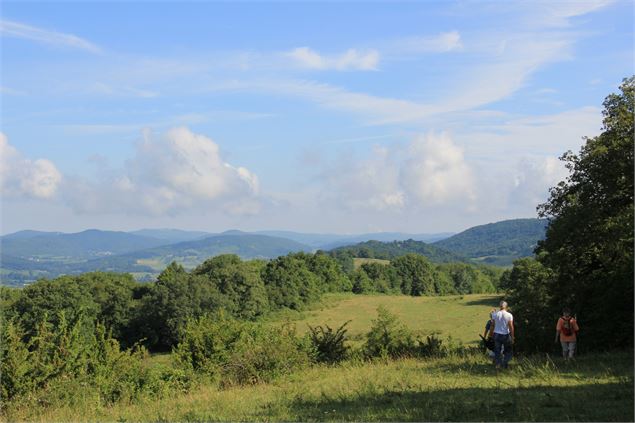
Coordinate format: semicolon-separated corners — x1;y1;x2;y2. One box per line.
279;293;502;345
5;294;632;422
352;257;391;269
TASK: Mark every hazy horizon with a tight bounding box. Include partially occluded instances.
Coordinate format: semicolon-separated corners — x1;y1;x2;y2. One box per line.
1;1;631;235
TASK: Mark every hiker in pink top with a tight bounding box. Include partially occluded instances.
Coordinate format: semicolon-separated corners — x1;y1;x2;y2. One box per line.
555;307;580;360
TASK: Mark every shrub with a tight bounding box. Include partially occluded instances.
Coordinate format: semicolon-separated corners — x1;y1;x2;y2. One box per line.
363;306;415;358
308;321;350;364
174;312;311;386
0;310;185;407
417;334;448;357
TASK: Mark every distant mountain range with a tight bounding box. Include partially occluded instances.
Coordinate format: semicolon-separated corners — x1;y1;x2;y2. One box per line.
1;229;168;259
0;219;546;285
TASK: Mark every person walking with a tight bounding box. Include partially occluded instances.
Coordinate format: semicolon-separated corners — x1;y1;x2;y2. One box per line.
492;301;514;369
555;308;579;360
481;309;497;361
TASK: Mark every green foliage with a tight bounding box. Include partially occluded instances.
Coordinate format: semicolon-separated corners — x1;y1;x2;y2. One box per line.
363;306;415;358
137;262;226;350
436;263;497;294
329;250;355;274
503;258;555;352
517;76;635;351
359;262;400;293
433;218;547;264
0;311;186;407
331;239;465;263
173;313;311;386
262;253;321;310
10;277;99;341
80;272;140;348
432;270;456;295
391;254;435;296
417;334;448;358
351;269;374;294
305;252;352;292
308;321;350;363
193;254;269;320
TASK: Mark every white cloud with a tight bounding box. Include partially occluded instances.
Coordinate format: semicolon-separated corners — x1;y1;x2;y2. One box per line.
323;145;405;211
509;155;568;209
64;127;260;216
0;133;62;199
286;47;380;71
400;133;475;207
539;0;614;27
392;31;463;54
321;133;475;211
0;19;100;53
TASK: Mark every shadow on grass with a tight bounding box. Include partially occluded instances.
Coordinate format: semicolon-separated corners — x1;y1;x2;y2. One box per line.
428;352;634;380
463;295;503;307
285;382;634;422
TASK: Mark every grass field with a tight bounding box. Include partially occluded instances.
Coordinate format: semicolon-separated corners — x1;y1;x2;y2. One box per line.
274;293;502;346
7;352;632;422
353;257;390;269
4;294;633;422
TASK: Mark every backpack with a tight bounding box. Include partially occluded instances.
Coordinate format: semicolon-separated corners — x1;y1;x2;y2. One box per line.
561;316;575;336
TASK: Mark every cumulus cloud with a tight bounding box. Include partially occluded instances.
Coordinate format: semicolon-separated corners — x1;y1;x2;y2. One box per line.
509;156;568;209
323;146;405;211
400;133;475;206
0;133;62;199
286;47;379;71
322;133;475;212
64;127;260;216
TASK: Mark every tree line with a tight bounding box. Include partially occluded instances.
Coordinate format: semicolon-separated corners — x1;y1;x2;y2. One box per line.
501;77;634;352
1;251;501;353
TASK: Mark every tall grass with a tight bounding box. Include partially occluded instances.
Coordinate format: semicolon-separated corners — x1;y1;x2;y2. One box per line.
4;351;632;422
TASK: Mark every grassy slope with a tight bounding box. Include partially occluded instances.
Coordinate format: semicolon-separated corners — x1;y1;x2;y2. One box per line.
352;257;390;269
280;293;501;346
9;352;633;422
4;294;633;422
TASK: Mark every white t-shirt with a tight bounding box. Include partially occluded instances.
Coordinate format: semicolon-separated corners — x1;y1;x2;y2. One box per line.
492;309;513;335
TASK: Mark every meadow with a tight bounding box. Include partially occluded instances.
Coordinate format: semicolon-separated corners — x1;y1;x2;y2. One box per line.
270;293;502;346
4;293;633;422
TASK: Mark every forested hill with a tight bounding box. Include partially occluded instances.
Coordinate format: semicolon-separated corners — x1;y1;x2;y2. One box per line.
432;218;547;265
0;229;168;259
128;232;312;262
329;239;466;263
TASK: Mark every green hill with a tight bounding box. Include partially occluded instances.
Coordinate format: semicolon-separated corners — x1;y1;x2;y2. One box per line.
124;232;312;268
330;239;466;263
1;233;314;285
0;229;167;260
433;218;547;265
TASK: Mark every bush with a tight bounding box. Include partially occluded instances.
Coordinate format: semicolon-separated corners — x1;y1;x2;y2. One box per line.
363;306;415;358
0;311;185;407
308;321;350;364
174;312;312;386
417;335;448;357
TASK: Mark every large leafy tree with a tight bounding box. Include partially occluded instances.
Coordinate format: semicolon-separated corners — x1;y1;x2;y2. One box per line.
138;262;226;350
535;77;634;349
261;253;320;310
391;254;435;296
193;254;269;320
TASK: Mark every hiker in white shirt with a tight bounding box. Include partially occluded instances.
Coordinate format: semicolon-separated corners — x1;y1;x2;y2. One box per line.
492;301;514;369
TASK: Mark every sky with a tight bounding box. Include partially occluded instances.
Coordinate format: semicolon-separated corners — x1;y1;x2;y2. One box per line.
0;0;632;235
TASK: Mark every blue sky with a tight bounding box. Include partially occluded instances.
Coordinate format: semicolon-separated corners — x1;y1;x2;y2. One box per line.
1;0;632;234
